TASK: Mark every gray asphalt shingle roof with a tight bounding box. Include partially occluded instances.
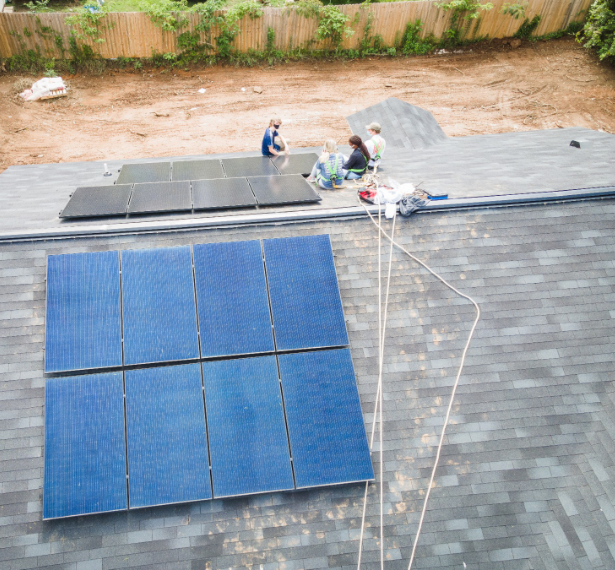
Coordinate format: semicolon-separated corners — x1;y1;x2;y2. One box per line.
0;197;614;570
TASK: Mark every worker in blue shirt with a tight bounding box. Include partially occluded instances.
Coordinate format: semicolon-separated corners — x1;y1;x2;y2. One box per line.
262;118;290;157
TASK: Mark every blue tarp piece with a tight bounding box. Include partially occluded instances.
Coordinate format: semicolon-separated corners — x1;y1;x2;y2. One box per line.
45;251;122;373
125;364;212;508
122;246;200;365
193;241;274;357
263;234;349;350
43;372;127;519
278;349;374;488
202;356;294;497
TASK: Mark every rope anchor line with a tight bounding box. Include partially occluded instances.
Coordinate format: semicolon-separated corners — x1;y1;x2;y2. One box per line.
355;198;481;570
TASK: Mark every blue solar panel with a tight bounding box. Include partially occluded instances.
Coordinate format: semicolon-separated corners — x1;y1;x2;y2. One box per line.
193;241;274;357
263;234;349;350
125;364;212;508
122;246;200;365
202;356;294;497
278;349;374;488
45;251;122;373
44;372;127;519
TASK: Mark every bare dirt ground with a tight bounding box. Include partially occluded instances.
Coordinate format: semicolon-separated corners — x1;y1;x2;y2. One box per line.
1;37;614;173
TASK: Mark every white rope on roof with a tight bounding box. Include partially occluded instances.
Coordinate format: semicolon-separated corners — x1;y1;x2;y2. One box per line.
356;195;480;570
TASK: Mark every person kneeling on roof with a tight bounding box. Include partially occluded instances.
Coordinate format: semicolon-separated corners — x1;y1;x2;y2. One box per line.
307;139;345;189
342;135;370;180
261;118;290;157
364;122;386;170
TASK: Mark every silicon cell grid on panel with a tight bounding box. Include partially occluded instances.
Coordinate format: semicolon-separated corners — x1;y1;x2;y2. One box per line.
202;356;294;497
193;240;274;357
263;234;349;350
44;373;127;519
125;364;212;508
278;349;374;488
121;246;200;365
45;251;122;373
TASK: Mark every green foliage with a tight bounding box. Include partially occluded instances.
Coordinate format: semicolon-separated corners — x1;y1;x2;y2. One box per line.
400;19;436;54
65;6;114;43
536;20;582;41
266;26;276;53
501;1;528;19
292;0;321;19
315;4;354;48
583;0;615;62
140;0;188;32
192;0;227;33
437;0;494;21
24;0;52;14
513;14;540;38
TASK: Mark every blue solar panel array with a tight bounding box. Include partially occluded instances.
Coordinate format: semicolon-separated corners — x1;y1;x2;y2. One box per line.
263;235;349;351
193;241;274;357
279;349;374;488
45;251;122;373
125;364;212;508
44;235;373;519
202;356;294;497
121;246;200;365
44;373;127;519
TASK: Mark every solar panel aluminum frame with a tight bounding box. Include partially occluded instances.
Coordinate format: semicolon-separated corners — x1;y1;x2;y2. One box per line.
192;177;257;211
43;372;128;520
270;153;319;176
125;364;212;510
248;174;322;207
116;162;172;185
45;251;123;374
59;184;133;219
171;159;225;182
263;234;349;352
221;156;280;178
127;181;193;215
277;349;374;490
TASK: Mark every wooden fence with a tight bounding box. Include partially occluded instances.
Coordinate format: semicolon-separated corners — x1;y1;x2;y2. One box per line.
0;0;592;59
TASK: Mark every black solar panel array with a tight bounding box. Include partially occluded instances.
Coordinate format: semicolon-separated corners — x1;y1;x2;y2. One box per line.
62;155;322;218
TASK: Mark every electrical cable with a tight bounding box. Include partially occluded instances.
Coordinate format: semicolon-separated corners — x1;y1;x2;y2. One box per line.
356;196;480;570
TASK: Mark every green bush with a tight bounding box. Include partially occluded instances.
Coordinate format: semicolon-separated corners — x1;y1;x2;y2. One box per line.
514;14;540;38
400;20;437;54
583;0;615;62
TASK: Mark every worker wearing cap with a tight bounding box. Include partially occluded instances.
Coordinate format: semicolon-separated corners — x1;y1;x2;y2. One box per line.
262;118;290;157
364;122;386;170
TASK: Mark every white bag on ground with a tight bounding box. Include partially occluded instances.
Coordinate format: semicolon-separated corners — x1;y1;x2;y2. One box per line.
20;77;67;101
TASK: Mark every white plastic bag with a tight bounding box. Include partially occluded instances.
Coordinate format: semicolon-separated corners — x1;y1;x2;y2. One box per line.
21;77;67;101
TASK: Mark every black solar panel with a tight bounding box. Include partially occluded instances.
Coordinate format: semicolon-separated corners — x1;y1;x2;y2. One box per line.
248;175;322;206
128;181;192;214
271;153;319;176
172;160;225;182
116;162;171;184
192;178;256;210
60;185;132;218
222;157;279;178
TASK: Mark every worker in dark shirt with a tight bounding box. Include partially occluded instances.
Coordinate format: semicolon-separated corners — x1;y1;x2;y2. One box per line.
261;118;290;157
342;135;370;180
